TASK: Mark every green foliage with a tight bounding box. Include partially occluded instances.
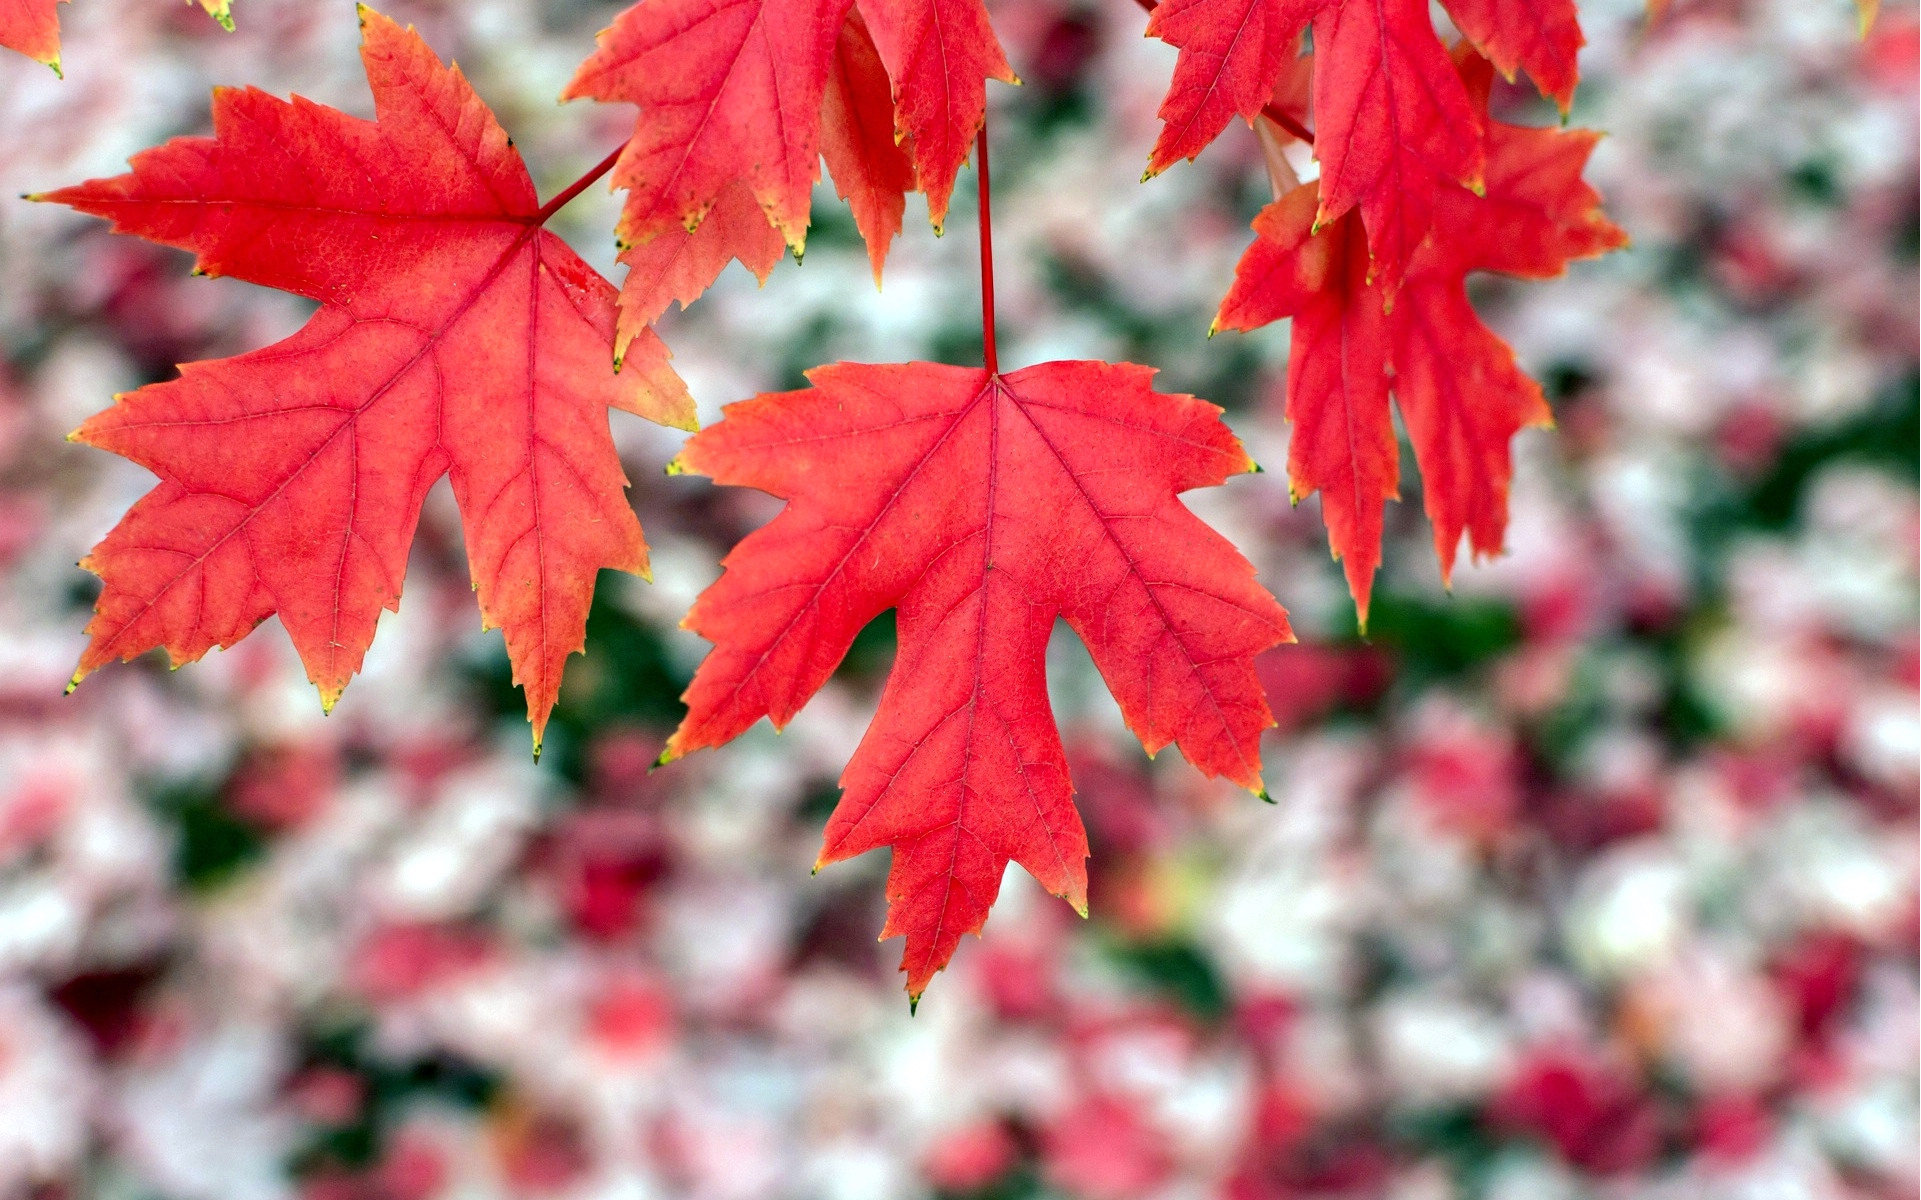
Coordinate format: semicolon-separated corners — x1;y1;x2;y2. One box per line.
147;778;265;892
1348;591;1522;686
470;582;689;781
291;1022;499;1174
1105;937;1231;1021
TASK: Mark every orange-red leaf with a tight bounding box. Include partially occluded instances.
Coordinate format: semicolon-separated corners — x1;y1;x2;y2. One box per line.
821;5;917;278
1217;50;1623;613
856;0;1016;231
1217;189;1393;621
42;7;691;747
1145;0;1489;288
1;0;233;71
1309;0;1483;288
0;0;62;68
613;178;786;364
1442;0;1582;112
563;0;848;253
1142;0;1319;175
566;1;921;339
663;361;1291;997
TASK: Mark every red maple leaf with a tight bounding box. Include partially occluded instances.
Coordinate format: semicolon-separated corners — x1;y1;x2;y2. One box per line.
1147;0;1485;286
857;0;1016;230
1;0;233;72
39;7;693;747
1142;0;1318;174
601;5;913;365
1215;50;1625;619
1444;0;1583;112
565;0;1004;338
1145;0;1598;286
661;361;1291;997
563;0;849;254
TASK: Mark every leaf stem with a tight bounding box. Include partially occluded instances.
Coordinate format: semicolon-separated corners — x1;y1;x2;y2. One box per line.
976;120;999;377
1127;0;1315;145
535;143;626;226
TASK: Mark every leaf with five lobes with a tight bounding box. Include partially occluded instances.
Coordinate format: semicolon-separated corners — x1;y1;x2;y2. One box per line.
1216;50;1625;621
563;0;849;254
2;0;233;72
40;6;693;749
661;360;1293;998
856;0;1016;232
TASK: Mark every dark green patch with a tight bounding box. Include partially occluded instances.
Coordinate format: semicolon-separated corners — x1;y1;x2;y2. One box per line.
1785;157;1842;207
1346;591;1522;687
291;1022;500;1175
1105;937;1230;1021
935;1165;1045;1200
1739;373;1918;531
1389;1105;1502;1196
839;609;898;687
467;580;689;781
147;778;266;892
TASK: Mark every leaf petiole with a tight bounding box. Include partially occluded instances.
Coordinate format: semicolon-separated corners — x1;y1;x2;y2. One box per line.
534;142;628;226
976;121;999;377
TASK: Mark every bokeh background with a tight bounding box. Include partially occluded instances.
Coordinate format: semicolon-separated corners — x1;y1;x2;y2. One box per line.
0;0;1914;1197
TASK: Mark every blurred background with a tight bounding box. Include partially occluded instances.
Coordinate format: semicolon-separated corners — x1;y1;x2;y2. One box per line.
0;0;1914;1197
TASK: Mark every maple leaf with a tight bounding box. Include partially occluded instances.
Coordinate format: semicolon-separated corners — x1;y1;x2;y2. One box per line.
39;6;693;747
1;0;233;72
821;5;918;273
857;0;1017;231
1303;0;1486;287
602;5;912;365
1141;0;1318;174
1443;0;1582;112
565;0;930;346
1215;50;1624;620
1146;0;1486;288
661;361;1291;997
562;0;847;255
612;178;787;364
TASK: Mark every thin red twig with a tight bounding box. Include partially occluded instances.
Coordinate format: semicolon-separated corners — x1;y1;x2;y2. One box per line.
535;143;626;225
976;121;999;377
1127;0;1315;145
